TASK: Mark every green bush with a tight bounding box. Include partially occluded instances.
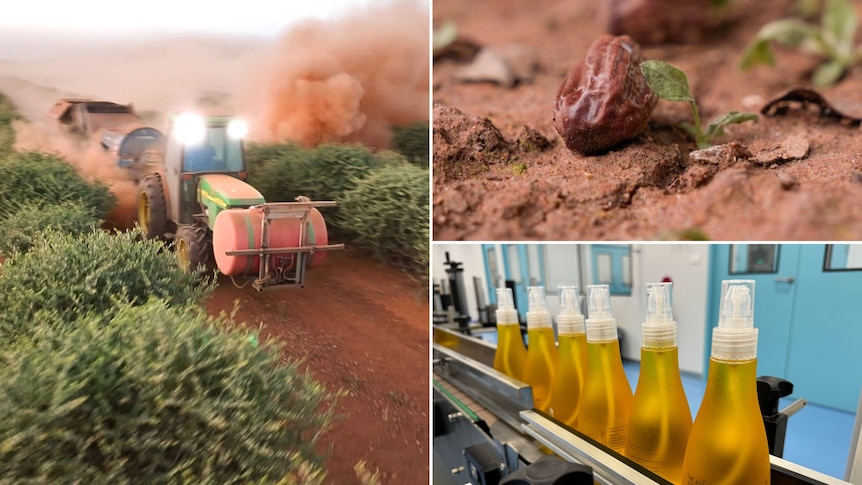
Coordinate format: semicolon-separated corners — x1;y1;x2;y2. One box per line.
0;91;18;156
338;162;429;270
0;228;213;345
0;201;99;256
391;121;429;168
0;151;116;221
0;299;333;484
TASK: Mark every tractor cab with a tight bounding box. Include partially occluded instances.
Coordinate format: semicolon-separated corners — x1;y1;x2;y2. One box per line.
162;114;253;225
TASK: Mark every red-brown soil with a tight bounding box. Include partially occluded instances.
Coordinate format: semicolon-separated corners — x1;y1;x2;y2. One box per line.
205;248;429;484
433;0;862;240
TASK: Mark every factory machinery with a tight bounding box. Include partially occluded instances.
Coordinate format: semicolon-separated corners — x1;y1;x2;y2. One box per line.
433;326;855;485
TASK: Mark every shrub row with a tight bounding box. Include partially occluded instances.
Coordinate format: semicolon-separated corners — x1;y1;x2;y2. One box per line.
246;140;429;271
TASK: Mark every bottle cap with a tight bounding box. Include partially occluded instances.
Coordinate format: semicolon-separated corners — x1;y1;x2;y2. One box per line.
556;285;585;335
526;286;552;329
586;284;618;342
643;282;677;348
712;279;758;361
495;287;519;325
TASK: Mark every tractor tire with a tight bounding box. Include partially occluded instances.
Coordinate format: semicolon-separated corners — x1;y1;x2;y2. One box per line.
175;224;212;273
138;175;168;239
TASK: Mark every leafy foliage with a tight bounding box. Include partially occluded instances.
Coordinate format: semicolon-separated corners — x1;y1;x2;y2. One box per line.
338;162;429;270
0;228;213;345
741;0;862;87
0;151;116;221
391;121;430;167
0;299;333;484
0;91;18;156
0;202;98;256
641;60;758;149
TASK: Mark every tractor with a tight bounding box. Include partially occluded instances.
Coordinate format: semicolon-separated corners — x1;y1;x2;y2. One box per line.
93;109;343;291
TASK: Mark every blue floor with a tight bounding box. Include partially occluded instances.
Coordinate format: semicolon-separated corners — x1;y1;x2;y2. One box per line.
469;328;856;479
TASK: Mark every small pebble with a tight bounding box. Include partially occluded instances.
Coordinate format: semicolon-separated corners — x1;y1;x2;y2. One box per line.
777;173;799;190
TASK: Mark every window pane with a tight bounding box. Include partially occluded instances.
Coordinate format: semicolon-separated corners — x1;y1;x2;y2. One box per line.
825;244;862;271
527;245;542;286
597;253;612;284
507;245;522;283
485;247;499;289
621;254;632;286
730;244;778;274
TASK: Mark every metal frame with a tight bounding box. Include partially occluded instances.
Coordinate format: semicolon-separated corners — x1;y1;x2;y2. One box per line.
224;200;344;291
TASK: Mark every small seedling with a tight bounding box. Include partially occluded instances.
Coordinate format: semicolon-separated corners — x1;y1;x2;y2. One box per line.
740;0;862;87
640;60;758;149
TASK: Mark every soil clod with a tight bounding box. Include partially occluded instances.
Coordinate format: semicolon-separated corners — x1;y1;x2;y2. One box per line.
753;134;810;165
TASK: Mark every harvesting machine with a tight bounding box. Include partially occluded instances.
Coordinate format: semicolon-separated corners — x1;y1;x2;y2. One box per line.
52;100;344;291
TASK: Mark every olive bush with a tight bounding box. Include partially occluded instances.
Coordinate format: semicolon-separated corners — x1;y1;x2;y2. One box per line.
338;162;429;270
0;202;98;256
0;300;333;484
0;228;213;345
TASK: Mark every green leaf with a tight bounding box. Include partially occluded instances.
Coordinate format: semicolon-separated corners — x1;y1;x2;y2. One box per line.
758;19;818;47
640;60;694;103
823;0;858;46
740;39;776;69
812;59;847;86
705;111;759;139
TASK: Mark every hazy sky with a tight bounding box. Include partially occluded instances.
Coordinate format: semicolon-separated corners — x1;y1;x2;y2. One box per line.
0;0;412;37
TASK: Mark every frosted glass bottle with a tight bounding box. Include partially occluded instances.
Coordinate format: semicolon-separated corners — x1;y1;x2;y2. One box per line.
625;283;692;485
578;284;632;455
493;288;527;381
522;286;558;413
681;280;770;485
549;285;587;427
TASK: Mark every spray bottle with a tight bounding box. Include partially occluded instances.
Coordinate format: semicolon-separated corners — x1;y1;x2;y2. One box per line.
625;283;692;484
681;280;770;485
493;287;527;381
578;284;632;455
549;285;587;428
522;286;558;413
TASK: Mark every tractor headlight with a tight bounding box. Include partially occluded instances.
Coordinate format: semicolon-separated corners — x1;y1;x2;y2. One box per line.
175;113;206;145
228;119;248;139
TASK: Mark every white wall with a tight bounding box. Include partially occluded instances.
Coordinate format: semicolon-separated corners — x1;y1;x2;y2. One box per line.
625;244;710;376
431;243;712;377
432;244;486;321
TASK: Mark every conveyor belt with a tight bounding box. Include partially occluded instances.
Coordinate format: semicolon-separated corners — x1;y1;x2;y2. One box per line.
434;376;498;427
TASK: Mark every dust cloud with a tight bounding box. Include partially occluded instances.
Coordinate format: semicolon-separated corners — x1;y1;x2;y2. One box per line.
241;0;430;148
0;0;428;226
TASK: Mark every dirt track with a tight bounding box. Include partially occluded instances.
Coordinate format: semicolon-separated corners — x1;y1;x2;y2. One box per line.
206;249;429;484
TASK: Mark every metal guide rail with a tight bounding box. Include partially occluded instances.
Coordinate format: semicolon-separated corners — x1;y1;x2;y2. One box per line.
432;326;853;485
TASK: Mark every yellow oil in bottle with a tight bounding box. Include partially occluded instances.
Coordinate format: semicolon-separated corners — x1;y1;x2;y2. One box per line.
522;286;558;413
494;322;527;380
625;282;692;484
523;326;558;413
492;288;527;381
681;358;770;485
549;332;587;427
625;347;692;484
681;279;769;485
578;339;632;454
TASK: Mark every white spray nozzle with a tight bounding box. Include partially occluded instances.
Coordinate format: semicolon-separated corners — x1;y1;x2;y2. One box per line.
585;284;617;342
557;285;585;335
643;282;676;348
712;279;758;360
495;287;519;325
646;282;673;323
719;280;754;329
526;286;552;328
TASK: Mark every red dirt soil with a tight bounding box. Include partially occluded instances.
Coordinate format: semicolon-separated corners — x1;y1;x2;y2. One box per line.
433;0;862;240
205;248;429;484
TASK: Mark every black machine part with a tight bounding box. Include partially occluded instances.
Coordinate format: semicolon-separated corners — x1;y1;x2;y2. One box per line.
464;442;506;485
444;252;471;329
499;455;593;485
757;376;803;458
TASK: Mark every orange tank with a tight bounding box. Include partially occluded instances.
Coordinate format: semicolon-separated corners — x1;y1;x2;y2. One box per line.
212;206;329;276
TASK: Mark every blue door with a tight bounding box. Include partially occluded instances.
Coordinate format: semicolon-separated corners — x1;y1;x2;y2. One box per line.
710;244;862;412
500;245;545;321
709;245;800;380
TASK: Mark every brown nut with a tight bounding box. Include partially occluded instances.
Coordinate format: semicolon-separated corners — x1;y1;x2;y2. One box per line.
553;35;657;155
